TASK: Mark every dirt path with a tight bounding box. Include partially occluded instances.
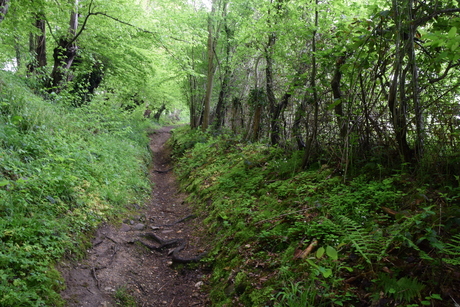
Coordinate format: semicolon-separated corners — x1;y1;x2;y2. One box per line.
59;126;210;307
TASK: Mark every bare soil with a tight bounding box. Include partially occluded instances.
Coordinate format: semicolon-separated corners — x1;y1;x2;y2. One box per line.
59;126;211;307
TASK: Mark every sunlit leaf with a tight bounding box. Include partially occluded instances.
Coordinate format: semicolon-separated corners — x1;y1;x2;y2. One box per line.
326;245;338;260
316;246;325;259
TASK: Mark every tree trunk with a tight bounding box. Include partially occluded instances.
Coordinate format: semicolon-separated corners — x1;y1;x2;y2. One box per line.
213;0;230;130
153;104;166;121
331;56;347;139
292;100;306;149
49;1;79;91
388;0;413;163
266;32;278;144
28;18;47;73
408;0;424;160
302;0;319;169
0;0;9;23
202;0;217;131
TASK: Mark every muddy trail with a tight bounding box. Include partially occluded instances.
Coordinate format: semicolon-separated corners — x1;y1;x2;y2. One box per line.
59;126;211;307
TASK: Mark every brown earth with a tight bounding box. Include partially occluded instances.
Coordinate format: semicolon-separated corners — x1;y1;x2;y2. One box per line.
59;126;211;307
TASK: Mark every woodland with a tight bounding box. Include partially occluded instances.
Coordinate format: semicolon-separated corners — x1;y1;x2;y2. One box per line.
1;0;460;306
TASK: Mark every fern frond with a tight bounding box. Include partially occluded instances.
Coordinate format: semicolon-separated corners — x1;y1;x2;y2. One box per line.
378;275;424;302
443;233;460;265
335;215;380;264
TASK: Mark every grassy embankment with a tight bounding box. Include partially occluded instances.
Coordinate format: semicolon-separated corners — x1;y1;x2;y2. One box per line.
171;126;459;307
0;71;155;306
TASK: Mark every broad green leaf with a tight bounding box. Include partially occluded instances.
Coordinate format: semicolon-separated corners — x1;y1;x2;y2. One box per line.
319;267;333;278
343;266;353;272
328;99;342;111
316;246;325;259
11;115;23;125
448;26;457;38
326;246;338;260
0;179;10;187
306;259;319;268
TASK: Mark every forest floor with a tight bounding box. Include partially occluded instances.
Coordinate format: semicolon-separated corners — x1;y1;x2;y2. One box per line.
58;126;211;307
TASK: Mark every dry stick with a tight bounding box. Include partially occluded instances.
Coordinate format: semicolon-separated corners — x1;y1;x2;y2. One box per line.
255;207;314;225
105;235;118;244
158;281;169;292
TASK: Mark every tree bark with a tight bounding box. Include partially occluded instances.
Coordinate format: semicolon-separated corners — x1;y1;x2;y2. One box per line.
408;0;424;160
28;18;47;73
202;0;217;131
388;0;413;163
266;32;278;144
153;104;166;121
0;0;9;23
331;56;347;139
49;1;79;91
213;0;230;130
302;0;319;169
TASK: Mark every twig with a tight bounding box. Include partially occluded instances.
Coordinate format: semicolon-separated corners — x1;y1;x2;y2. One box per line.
296;239;318;260
105;235;118;244
158;281;169;292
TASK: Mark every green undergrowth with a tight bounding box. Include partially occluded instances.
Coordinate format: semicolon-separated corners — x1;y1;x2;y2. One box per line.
0;71;155;306
171;126;459;307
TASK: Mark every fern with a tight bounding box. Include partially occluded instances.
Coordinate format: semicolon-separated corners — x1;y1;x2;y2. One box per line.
443;233;460;265
335;215;380;264
377;274;424;302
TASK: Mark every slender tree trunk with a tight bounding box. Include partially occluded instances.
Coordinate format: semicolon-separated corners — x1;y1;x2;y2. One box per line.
266;32;277;144
331;56;347;139
213;0;230;130
302;0;319;169
293;100;306;149
202;0;217;131
0;0;10;23
408;0;424;160
388;0;412;162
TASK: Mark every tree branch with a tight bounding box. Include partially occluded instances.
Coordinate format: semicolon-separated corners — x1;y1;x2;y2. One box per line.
90;11;192;44
414;8;460;26
428;62;460;84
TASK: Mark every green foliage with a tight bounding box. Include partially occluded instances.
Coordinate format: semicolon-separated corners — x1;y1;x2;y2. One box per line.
0;71;152;305
172;128;453;307
114;285;137;307
376;275;424;303
274;281;317;307
443;233;460;265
